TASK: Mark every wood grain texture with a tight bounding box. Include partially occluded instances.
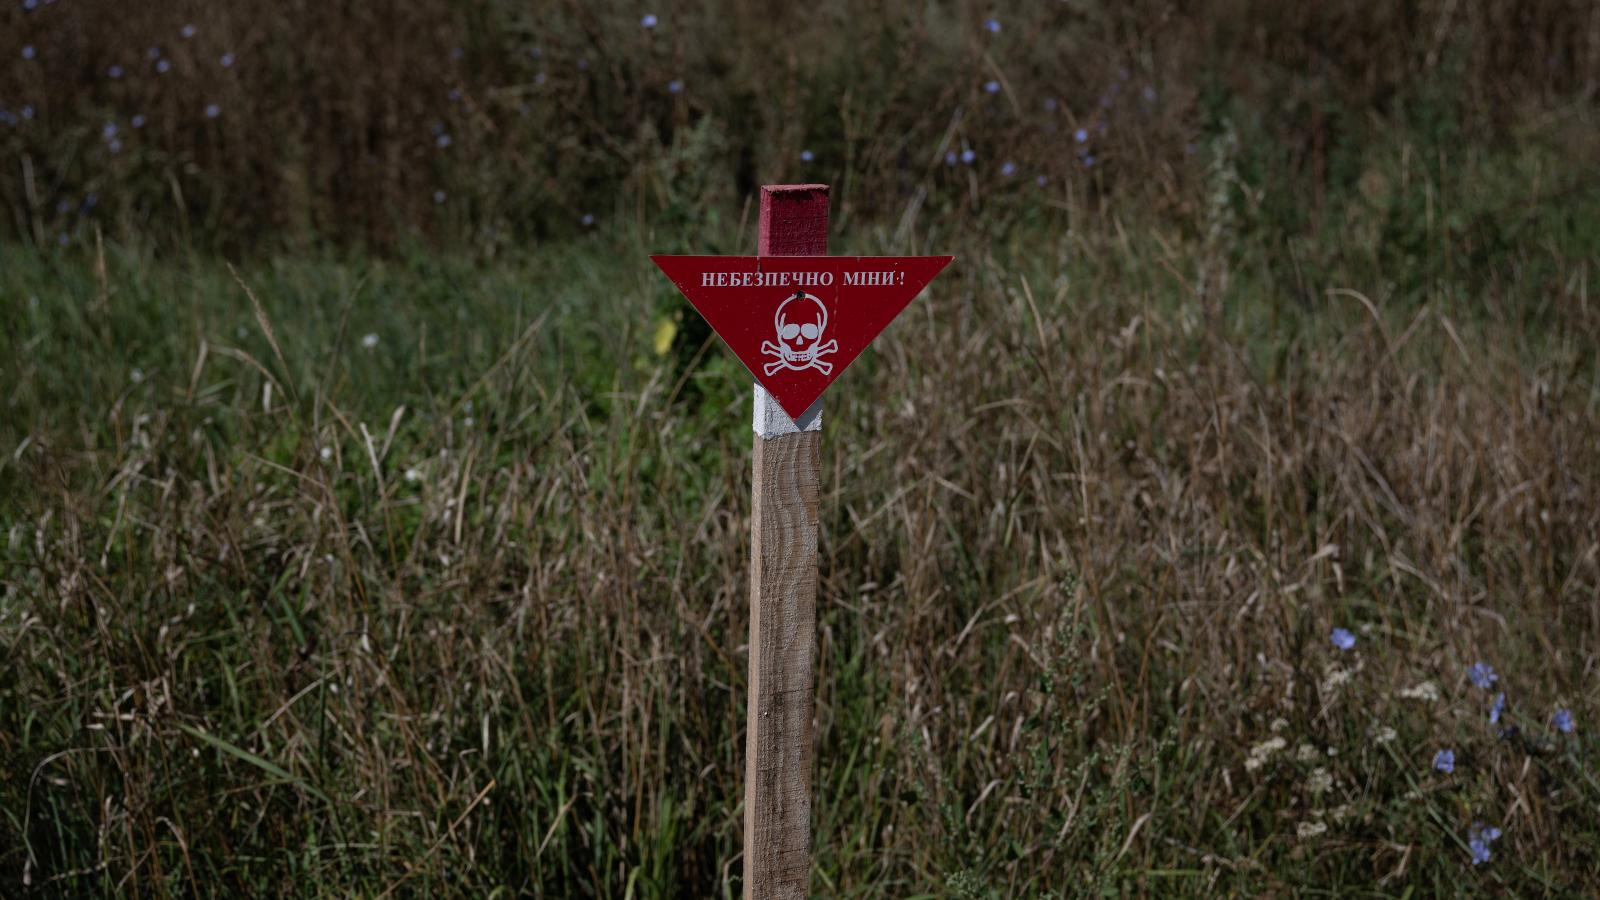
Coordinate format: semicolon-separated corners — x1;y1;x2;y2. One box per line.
744;430;821;900
757;184;829;256
744;183;828;900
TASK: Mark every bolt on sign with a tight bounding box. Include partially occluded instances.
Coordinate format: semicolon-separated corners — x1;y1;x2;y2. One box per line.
652;184;951;898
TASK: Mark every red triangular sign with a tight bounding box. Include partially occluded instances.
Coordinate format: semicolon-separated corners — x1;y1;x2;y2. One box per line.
651;255;953;420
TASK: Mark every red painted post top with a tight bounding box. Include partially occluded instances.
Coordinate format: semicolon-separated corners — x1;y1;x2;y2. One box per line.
759;184;830;256
652;185;953;420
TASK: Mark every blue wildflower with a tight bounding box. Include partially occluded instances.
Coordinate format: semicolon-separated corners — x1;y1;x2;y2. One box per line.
448;88;462;103
944;150;957;166
20;104;33;120
1074;128;1088;143
1083;155;1096;168
1554;708;1574;733
1331;627;1356;651
580;213;594;226
1467;662;1497;689
1099;94;1113;109
435;133;451;148
204;103;221;119
108;65;124;78
1043;98;1058;112
131;114;146;128
1432;749;1455;773
984;18;1000;33
23;0;38;9
429;120;446;136
1469;838;1490;865
983;80;1000;94
181;24;196;39
667;79;683;94
1468;822;1502;866
432;190;446;204
102;122;118;139
156;59;171;74
641;13;658;28
800;149;814;162
147;46;162;61
1034;174;1047;186
220;52;235;68
1489;692;1506;725
1000;161;1016;177
960;148;975;164
1142;85;1157;103
22;44;37;60
107;138;122;154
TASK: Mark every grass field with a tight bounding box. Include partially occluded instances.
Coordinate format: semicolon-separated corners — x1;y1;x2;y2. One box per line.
5;102;1600;896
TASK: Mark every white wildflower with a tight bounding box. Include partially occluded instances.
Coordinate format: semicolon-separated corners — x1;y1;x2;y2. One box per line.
1296;743;1321;762
1307;767;1333;794
1245;736;1287;772
1320;658;1361;694
1269;717;1289;733
319;446;333;461
1296;820;1328;839
1254;736;1287;755
1374;726;1397;744
404;467;422;483
361;333;379;349
1398;681;1440;703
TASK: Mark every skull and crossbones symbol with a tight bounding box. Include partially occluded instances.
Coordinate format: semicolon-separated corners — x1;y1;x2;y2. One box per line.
760;291;837;376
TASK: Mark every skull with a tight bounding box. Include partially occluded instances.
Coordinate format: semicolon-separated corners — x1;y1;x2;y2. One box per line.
761;291;838;376
774;292;828;363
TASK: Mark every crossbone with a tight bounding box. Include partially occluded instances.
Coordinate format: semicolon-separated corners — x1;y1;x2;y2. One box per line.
761;338;837;376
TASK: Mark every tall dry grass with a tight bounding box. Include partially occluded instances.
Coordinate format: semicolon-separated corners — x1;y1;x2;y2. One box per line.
4;0;1600;895
3;119;1599;890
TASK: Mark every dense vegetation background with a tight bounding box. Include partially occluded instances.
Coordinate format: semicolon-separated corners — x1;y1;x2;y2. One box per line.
4;0;1595;252
3;0;1599;896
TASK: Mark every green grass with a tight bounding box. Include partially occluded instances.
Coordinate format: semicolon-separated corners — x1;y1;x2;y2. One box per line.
3;122;1600;896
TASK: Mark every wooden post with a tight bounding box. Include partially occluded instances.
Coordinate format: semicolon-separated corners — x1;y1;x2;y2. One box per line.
651;183;949;896
744;184;828;899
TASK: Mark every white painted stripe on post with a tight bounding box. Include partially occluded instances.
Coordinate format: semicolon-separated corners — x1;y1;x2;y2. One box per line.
753;383;822;439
